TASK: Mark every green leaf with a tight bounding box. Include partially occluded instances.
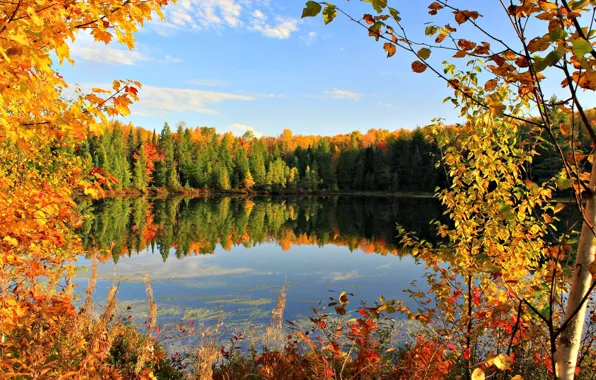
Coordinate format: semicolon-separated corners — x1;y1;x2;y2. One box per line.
549;27;567;42
556;176;573;190
302;1;322;18
369;21;384;33
362;0;387;13
534;49;564;72
389;7;401;22
498;203;514;220
418;48;431;60
545;49;564;66
425;25;437;36
322;5;337;24
572;38;593;57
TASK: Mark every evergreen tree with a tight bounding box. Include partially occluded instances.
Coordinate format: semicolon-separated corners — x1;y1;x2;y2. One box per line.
352;156;365;190
249;140;267;187
133;144;147;192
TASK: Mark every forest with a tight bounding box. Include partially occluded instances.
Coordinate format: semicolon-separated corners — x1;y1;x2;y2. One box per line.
79;114;590;195
80;123;443;193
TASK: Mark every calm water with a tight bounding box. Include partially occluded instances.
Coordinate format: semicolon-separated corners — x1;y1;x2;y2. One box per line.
74;195;441;344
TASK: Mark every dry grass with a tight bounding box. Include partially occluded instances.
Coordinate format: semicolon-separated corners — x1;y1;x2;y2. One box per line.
265;281;287;350
192;319;224;380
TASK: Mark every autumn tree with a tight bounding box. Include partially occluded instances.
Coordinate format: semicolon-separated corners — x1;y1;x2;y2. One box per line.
304;0;596;378
0;0;170;375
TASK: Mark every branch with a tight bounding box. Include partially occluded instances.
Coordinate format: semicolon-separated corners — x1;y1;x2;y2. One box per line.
0;0;21;34
73;0;131;29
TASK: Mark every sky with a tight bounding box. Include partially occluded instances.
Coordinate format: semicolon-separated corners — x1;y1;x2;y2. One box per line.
58;0;591;137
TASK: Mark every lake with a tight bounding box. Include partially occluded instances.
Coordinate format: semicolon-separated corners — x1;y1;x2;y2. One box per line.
74;195;442;347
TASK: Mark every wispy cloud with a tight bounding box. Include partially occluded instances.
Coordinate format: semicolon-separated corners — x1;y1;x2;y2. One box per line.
130;85;260;116
323;270;360;282
378;102;394;108
324;89;362;101
300;31;317;45
187;79;227;87
228;123;263;138
70;32;181;66
70;33;150;65
157;0;300;39
93;254;255;282
74;82;279;117
163;55;182;63
249;9;299;39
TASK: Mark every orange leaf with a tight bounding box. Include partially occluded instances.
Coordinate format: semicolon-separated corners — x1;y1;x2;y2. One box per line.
411;60;427;73
384;42;396;57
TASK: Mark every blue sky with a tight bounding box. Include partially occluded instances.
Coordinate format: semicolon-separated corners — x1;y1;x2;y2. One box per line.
59;0;584;137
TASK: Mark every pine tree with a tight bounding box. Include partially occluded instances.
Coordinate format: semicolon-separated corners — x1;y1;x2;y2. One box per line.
249;140;267;187
133;144;147;192
391;172;400;192
352;156;365;190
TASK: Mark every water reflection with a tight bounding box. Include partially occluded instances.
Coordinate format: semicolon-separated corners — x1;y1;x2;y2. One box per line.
75;196;441;338
78;195;441;261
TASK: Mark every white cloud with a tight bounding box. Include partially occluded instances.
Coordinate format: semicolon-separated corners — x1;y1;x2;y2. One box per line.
74;82;279;117
324;270;360;282
71;45;150;65
157;0;300;39
250;13;299;39
92;253;255;282
228;123;263;138
324;89;362;101
378;102;394;108
130;85;259;115
252;9;265;19
164;55;182;63
300;31;317;45
70;31;181;66
69;32;150;65
188;79;227;87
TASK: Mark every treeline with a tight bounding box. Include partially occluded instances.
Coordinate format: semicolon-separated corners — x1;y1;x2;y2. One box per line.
78;106;596;195
79;123;444;194
78;196;442;262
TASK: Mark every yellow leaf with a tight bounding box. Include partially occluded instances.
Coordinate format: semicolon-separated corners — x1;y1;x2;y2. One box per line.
3;236;18;247
83;187;99;197
472;368;485;380
511;376;523;380
494;353;512;370
56;43;70;65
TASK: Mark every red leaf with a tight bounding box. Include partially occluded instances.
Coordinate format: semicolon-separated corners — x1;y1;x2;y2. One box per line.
463;348;471;360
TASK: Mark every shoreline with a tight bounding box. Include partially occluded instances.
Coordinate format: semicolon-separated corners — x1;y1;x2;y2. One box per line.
76;187;437;200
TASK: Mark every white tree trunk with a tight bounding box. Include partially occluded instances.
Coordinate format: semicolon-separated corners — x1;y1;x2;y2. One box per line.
556;161;596;379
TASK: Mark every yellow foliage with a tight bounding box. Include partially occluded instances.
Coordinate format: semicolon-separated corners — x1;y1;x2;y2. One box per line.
0;0;170;375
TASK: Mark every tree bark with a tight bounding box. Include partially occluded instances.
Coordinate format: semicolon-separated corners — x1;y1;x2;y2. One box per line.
556;160;596;379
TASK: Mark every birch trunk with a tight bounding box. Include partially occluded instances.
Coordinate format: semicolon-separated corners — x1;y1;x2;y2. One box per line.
556;160;596;379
